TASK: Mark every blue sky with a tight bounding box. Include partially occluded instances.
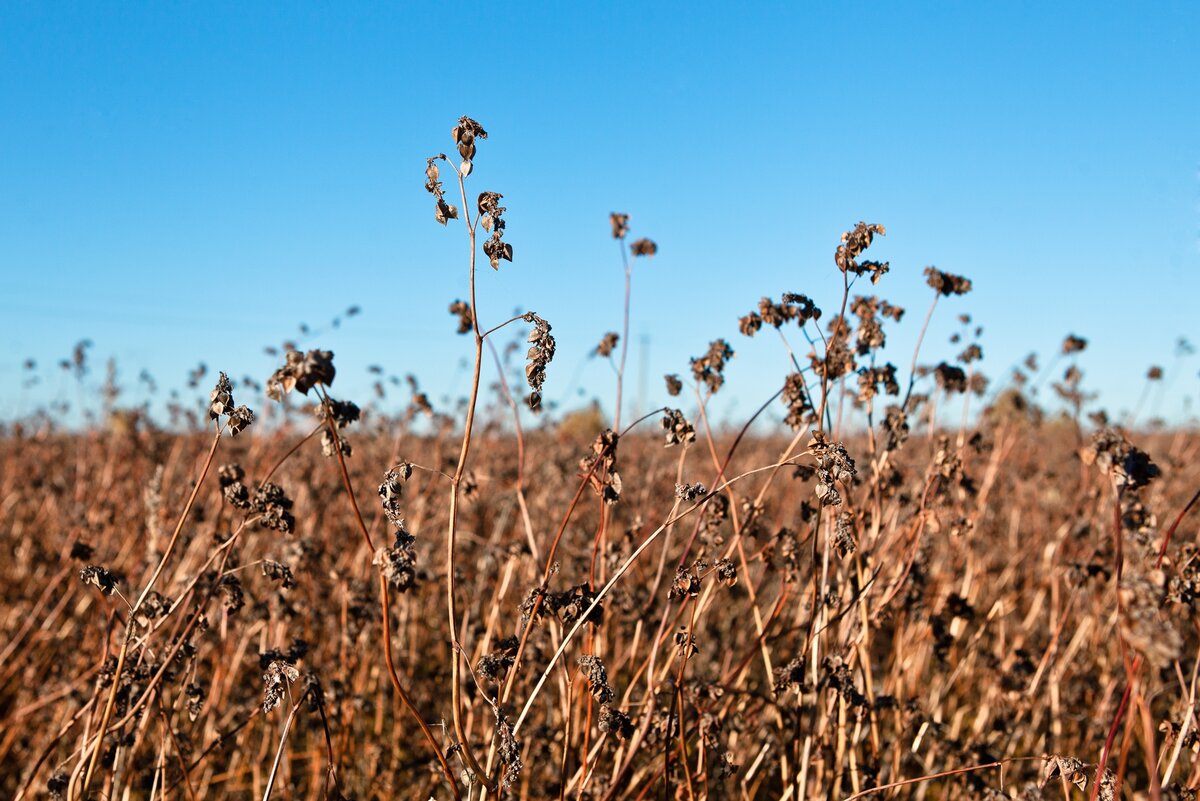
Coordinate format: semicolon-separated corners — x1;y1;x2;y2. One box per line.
2;3;1198;427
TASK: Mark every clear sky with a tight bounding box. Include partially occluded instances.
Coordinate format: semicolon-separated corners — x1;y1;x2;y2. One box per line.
2;2;1198;427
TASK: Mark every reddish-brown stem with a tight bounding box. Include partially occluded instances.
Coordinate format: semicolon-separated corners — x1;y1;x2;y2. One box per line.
319;392;462;798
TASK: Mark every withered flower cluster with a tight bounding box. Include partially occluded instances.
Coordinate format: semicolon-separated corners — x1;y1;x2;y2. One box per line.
630;238;657;257
596;332;619;358
924;266;973;296
673;628;698;659
424;157;458;225
782;292;820;321
219;573;244;609
1062;334;1088;354
542;583;605;626
1040;755;1115;800
495;709;523;788
453;115;487;176
809;319;858;382
319;398;359;458
1085;429;1160;490
581;429;622;504
220;463;294;533
253;482;296;534
599;703;634;739
208;372;254;435
477;637;518;685
669;565;701;600
835;221;889;284
610;212;630;239
375;465;418;593
957;343;983;364
809;431;856;507
478;190;513;270
773;657;807;695
261;560;296;590
266;349;336;400
262;660;299;713
523;312;556;409
933;362;968;394
664;374;683;396
690;339;734;394
739;294;821;337
857;365;900;403
781;373;812;430
578;654;614;704
80;565;120;596
849;295;903;355
218;463;250;509
832;511;856;557
449;299;474;334
661;407;695;447
675;482;707;502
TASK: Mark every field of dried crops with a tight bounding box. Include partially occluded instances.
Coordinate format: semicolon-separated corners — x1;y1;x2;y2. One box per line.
2;118;1198;801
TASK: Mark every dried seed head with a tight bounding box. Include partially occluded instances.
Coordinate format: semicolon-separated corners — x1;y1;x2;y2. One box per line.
320;429;351;458
610;212;630;239
661;408;695;447
630;238;657;257
664;374;683;396
1040;755;1089;793
266;349;335;400
595;332;619;358
524;313;556;409
223;480;251;510
425;156;459;224
373;523;418;594
934;362;968;393
832;512;856;557
319;398;360;428
668;566;701;600
208;372;234;420
477;637;518;684
1084;429;1160;490
577;654;615;704
599;704;634;738
227;405;255;436
924;266;973;296
262;560;296;590
857;364;900;403
782;373;813;430
449;299;474;334
378;464;413;526
835;222;889;283
495;708;523;788
263;660;299;713
810;431;857;507
478;191;513;269
738;311;763;336
253;482;296;533
452;116;488;174
715;557;738;586
80;565;119;596
217;574;244;614
690;339;734;394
